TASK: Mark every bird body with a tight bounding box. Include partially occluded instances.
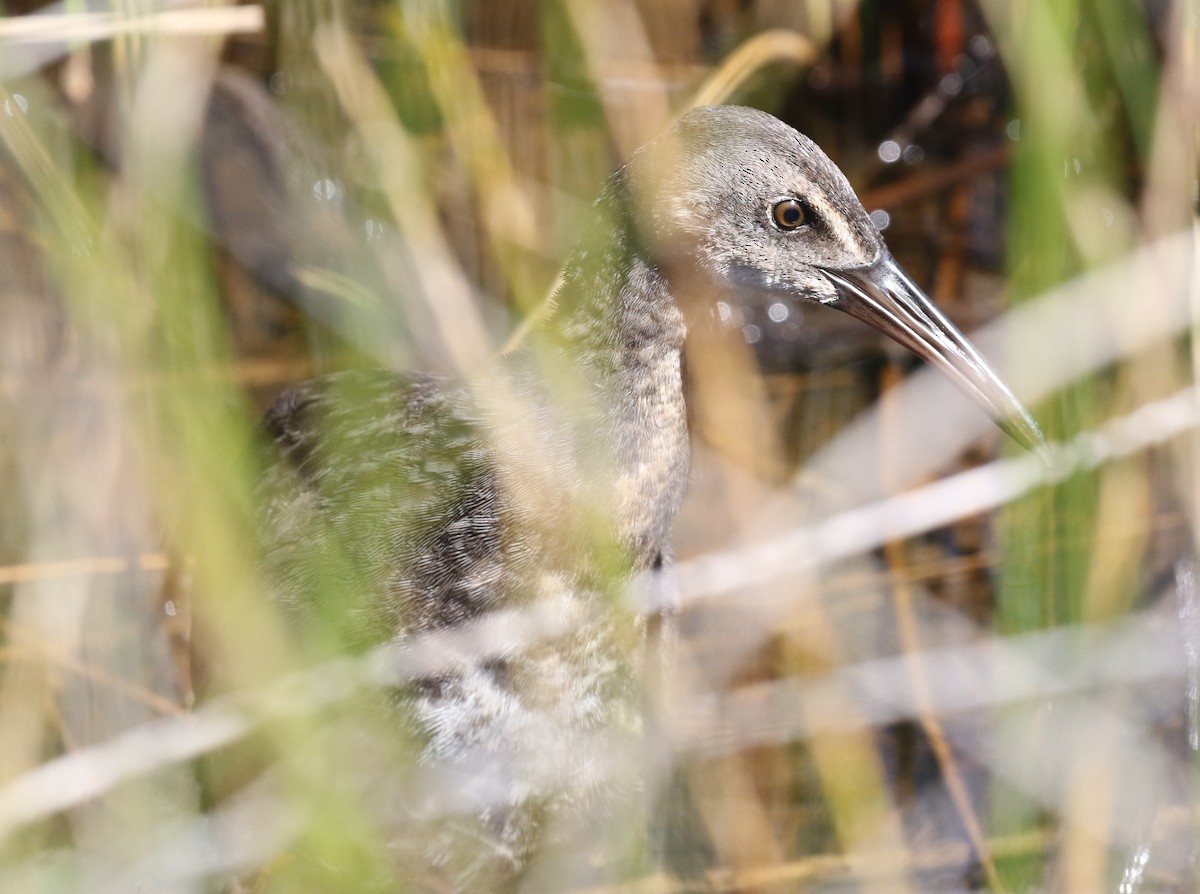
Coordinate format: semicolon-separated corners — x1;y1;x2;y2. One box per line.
257;105;1040;888
257;172;690;884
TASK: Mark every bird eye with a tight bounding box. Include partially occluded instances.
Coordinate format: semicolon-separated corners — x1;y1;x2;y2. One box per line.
772;198;808;230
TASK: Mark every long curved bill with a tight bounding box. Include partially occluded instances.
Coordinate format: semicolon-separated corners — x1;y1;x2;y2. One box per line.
822;254;1044;451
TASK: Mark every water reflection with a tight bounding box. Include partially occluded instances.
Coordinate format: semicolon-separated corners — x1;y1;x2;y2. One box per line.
3;93;28;116
312;177;342;204
877;139;902;163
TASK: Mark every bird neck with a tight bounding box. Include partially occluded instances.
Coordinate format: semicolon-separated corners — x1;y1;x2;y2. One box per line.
537;180;691;568
548;179;687;382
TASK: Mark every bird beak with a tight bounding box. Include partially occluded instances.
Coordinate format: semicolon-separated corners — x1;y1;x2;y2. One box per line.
821;254;1044;451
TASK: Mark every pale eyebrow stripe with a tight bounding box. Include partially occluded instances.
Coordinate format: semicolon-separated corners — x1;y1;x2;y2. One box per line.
787;171;871;258
804;189;870;258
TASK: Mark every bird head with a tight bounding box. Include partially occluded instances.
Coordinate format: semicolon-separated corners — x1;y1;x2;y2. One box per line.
630;105;1043;451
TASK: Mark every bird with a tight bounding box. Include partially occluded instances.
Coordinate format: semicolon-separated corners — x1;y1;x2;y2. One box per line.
256;104;1042;890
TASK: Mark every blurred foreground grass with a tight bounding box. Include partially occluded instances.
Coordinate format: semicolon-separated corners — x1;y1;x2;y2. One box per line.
0;1;1196;892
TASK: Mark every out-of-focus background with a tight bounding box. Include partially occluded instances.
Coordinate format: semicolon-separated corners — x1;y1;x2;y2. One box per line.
0;1;1196;892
